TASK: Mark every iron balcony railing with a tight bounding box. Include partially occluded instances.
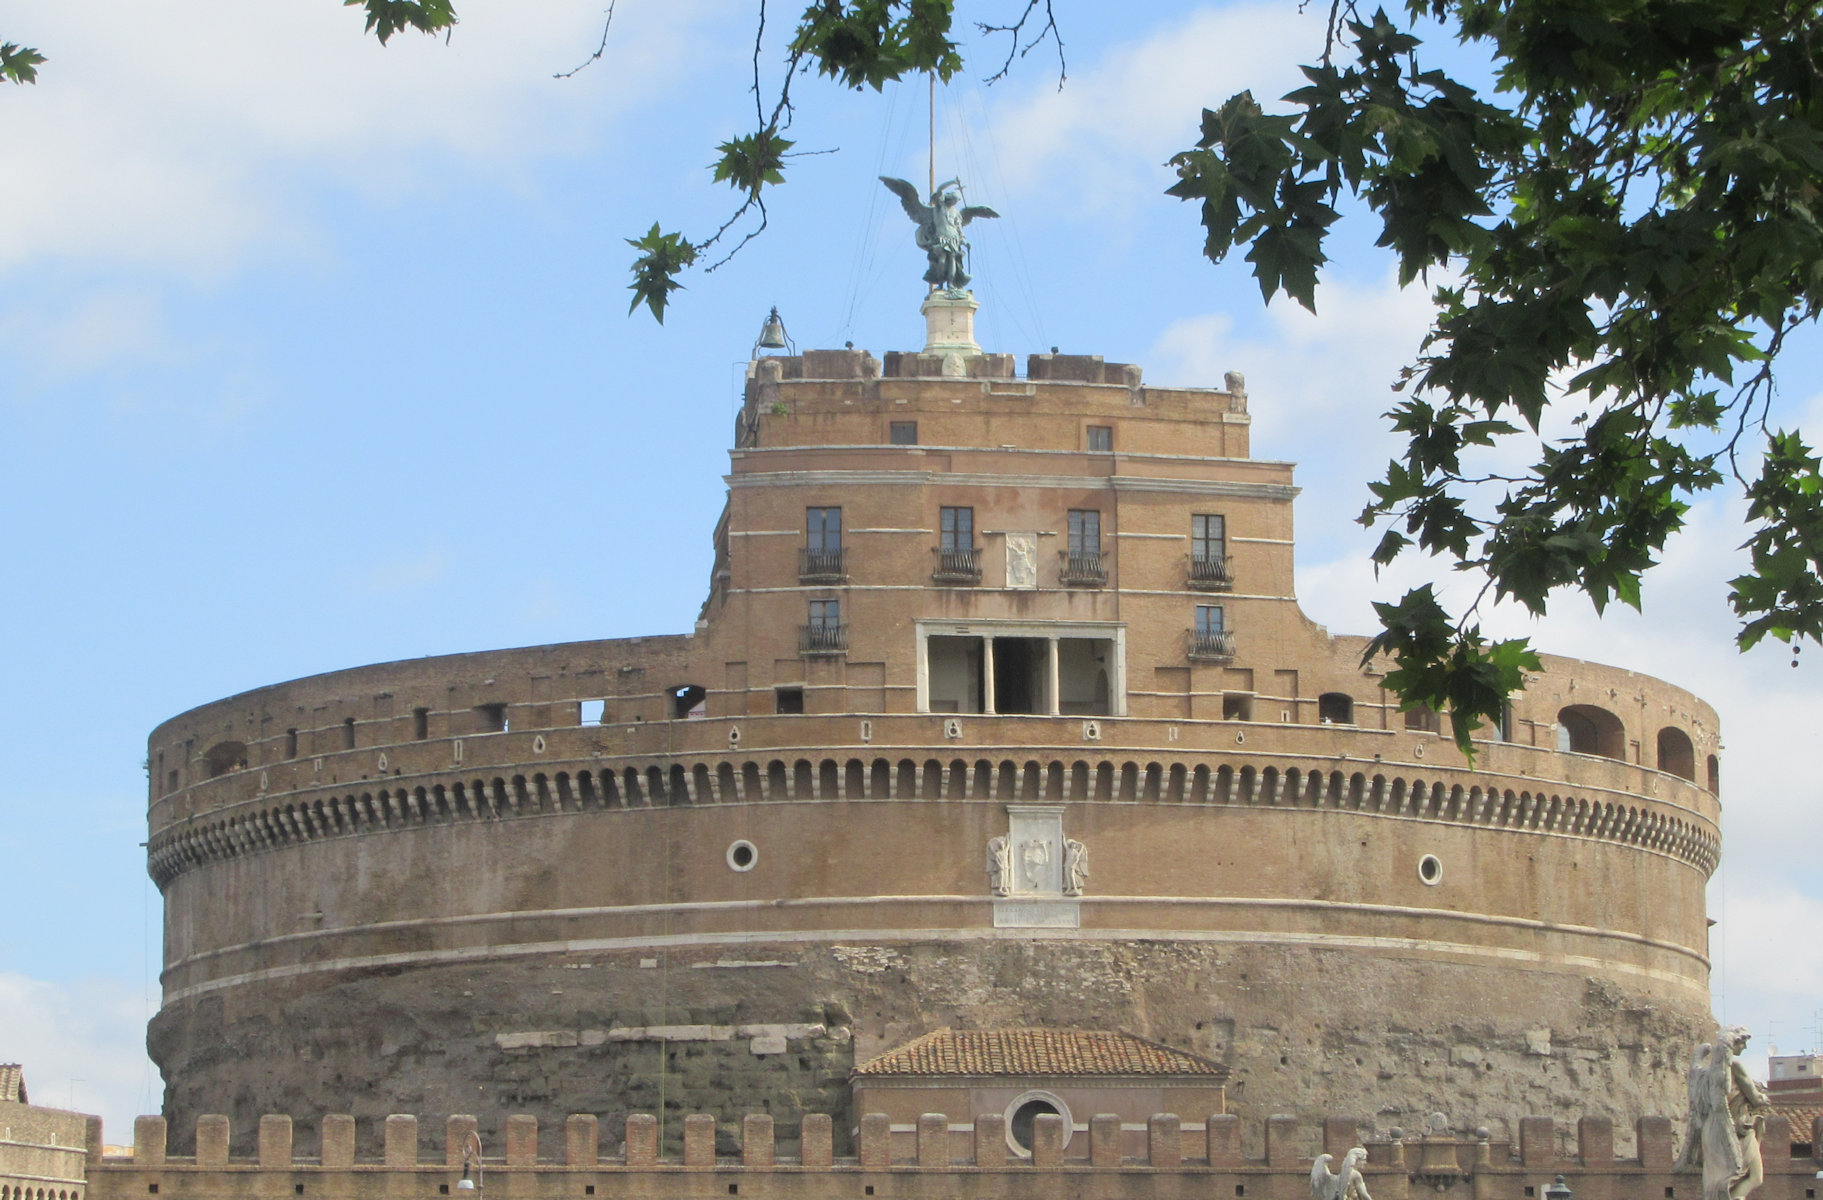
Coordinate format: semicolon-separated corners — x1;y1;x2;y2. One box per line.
1058;549;1107;587
1188;628;1237;660
1187;554;1234;590
932;545;982;584
799;623;848;655
798;548;847;583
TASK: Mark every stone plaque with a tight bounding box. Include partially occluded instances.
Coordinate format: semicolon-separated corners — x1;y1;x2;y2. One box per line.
993;899;1080;929
1006;805;1064;895
1005;532;1038;589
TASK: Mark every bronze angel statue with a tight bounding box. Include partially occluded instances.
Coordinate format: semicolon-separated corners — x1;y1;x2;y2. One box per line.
880;176;998;292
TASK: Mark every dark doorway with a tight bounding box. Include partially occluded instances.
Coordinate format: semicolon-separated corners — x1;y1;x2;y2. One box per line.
992;638;1045;714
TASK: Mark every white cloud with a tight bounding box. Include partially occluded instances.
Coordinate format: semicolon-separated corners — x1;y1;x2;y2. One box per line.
0;0;716;277
978;2;1322;215
0;973;160;1142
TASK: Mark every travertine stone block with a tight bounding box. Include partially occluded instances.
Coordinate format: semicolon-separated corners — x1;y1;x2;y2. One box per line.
445;1115;478;1169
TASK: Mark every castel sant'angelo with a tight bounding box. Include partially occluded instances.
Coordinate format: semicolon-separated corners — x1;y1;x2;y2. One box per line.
140;233;1726;1170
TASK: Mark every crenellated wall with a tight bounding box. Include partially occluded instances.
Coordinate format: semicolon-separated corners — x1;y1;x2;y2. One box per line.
73;1110;1823;1200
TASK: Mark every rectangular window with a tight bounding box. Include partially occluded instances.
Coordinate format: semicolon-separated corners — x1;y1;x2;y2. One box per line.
285;729;298;759
809;598;840;629
1086;425;1113;452
775;687;804;715
412;707;429;740
940;506;974;551
1192;514;1226;559
475;703;508;733
890;421;918;445
579;699;606;725
806;506;841;553
1067;509;1101;555
1195;605;1225;636
342;717;357;750
1222;693;1253;721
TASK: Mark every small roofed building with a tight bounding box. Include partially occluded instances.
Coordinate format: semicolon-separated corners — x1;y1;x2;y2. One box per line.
851;1028;1228;1161
1;1065;95;1200
1767;1051;1823;1156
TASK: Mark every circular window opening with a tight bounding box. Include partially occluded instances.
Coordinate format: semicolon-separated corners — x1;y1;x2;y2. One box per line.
1417;854;1443;886
726;840;758;872
1004;1091;1072;1158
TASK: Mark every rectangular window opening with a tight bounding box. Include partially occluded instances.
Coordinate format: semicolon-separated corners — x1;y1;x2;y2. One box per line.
1086;425;1113;452
580;699;607;725
1067;509;1102;555
1057;637;1113;716
775;687;804;715
889;420;918;445
475;703;508;733
341;717;356;750
1223;693;1253;721
926;635;984;714
285;729;298;759
412;707;430;740
940;506;973;551
806;506;842;553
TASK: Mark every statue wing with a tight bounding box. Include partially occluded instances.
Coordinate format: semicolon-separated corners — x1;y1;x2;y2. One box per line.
1675;1043;1711;1168
959;205;1000;224
879;176;931;224
1311;1154;1335;1200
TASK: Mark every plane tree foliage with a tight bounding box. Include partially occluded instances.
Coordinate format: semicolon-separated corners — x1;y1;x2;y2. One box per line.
12;0;1821;756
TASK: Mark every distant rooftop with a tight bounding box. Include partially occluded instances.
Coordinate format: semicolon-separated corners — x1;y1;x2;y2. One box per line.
855;1029;1228;1079
0;1063;26;1104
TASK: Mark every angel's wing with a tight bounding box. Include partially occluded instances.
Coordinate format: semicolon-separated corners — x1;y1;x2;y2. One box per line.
1310;1154;1335;1200
879;176;930;223
959;205;1000;224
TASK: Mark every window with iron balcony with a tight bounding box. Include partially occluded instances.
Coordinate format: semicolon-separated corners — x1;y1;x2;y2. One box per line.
800;506;845;582
1189;513;1233;590
1061;509;1106;586
1189;604;1235;660
800;598;846;655
933;506;980;584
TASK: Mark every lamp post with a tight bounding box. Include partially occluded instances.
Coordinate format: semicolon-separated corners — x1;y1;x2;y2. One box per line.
456;1130;483;1198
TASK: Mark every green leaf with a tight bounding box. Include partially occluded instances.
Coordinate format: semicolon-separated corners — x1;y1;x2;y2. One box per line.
344;0;457;45
712;128;795;196
626;224;698;324
1;42;45;85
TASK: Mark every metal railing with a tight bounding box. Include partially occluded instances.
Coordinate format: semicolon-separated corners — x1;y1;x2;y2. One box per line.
931;546;981;584
1058;549;1107;586
798;548;846;582
1188;554;1234;590
1187;629;1237;660
798;623;848;655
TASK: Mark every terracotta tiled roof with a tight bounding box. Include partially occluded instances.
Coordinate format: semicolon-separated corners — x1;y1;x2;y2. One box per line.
0;1064;25;1104
1773;1102;1820;1142
854;1029;1229;1079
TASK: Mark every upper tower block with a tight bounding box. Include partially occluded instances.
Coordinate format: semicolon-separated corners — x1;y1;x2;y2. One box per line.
735;347;1252;460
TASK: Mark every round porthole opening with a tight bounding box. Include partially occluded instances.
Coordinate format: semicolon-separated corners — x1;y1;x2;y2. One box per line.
1004;1091;1072;1158
727;840;758;872
1417;854;1443;886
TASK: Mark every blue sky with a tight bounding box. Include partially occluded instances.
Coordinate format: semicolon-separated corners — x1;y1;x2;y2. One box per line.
1;0;1818;1135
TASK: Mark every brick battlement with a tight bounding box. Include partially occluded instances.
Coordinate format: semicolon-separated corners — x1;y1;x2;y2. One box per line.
77;1111;1823;1200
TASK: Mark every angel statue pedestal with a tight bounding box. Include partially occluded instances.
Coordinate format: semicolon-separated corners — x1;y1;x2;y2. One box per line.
922;289;980;370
